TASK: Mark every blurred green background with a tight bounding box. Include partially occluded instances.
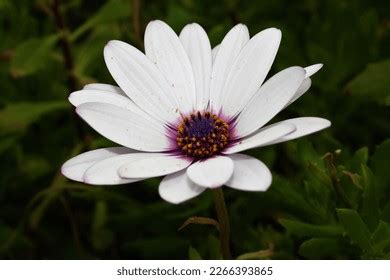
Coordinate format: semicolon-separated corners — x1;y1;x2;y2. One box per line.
0;0;389;259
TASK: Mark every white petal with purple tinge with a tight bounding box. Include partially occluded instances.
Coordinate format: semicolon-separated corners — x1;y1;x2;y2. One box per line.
76;102;171;151
119;154;192;179
159;170;206;204
221;28;282;118
61;147;132;182
235;66;305;137
180;23;212;111
145;20;195;114
226;154;272;191
187;156;234;188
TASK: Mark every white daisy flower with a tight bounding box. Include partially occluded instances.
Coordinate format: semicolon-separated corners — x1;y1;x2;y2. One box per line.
62;20;331;204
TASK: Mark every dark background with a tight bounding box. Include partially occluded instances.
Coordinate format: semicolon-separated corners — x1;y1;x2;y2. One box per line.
0;0;389;259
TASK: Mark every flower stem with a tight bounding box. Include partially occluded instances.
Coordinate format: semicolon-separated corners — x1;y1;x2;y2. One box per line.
211;187;232;259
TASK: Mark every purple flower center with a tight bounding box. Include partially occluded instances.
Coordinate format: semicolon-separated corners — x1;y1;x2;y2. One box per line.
176;112;230;159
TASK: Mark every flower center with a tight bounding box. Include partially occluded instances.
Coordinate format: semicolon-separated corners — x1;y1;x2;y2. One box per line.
176;112;230;159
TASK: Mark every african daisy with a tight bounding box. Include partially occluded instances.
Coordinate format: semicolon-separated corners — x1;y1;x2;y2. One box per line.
62;20;331;204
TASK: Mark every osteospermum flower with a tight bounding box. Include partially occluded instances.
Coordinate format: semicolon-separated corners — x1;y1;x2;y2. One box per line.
62;20;330;204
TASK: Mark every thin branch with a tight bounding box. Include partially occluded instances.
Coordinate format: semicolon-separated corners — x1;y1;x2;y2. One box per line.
131;0;144;49
49;0;90;146
51;0;77;92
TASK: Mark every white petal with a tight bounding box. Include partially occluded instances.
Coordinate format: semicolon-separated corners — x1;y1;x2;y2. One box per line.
83;152;156;185
224;122;296;154
211;44;220;63
286;63;323;107
209;24;249;112
104;40;180;123
286;78;312;107
304;63;323;78
180;23;212;111
119;154;192;179
186;156;234;188
61;147;131;182
76;102;170;151
145;20;195;114
82;83;126;96
69;89;155;123
221;28;282;118
265;117;331;145
159;170;206;204
225;154;272;191
235;66;305;137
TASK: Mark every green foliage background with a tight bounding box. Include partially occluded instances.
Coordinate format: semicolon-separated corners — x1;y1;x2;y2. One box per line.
0;0;389;259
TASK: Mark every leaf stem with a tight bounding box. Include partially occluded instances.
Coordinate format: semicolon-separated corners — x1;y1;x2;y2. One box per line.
212;187;232;259
51;0;77;92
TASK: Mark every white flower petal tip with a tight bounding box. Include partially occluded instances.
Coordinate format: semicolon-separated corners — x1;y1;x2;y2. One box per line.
82;153;153;185
304;63;323;78
82;83;126;95
118;155;192;179
69;89;131;109
186;156;234;188
61;147;132;182
267;117;331;145
224;122;296;154
158;170;205;204
226;154;272;192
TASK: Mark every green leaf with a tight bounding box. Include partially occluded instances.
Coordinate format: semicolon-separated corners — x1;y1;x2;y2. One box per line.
360;164;380;231
0;101;69;135
349;147;368;172
10;35;58;77
336;208;372;251
371;221;390;245
207;235;222;260
0;224;33;254
0;136;18;155
279;219;343;238
370;221;390;258
347;59;390;106
299;238;346;259
371;139;390;198
188;246;202;260
71;0;131;41
307;162;332;187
